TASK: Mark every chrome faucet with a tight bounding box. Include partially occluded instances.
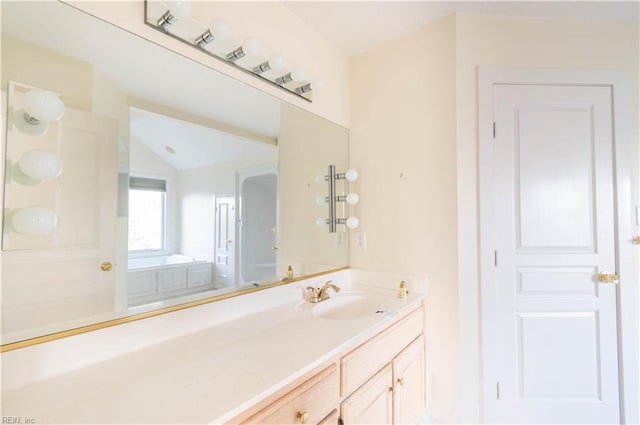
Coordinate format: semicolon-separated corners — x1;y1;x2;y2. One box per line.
306;280;341;303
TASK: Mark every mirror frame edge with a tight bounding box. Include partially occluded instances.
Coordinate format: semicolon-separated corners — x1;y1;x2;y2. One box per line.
0;266;349;353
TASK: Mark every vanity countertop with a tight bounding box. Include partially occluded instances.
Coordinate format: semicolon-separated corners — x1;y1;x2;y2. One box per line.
1;285;424;424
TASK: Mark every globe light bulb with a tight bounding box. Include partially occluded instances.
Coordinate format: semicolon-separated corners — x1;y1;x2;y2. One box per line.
344;169;359;182
268;53;286;71
290;66;306;82
242;37;260;57
345;216;359;229
12;206;58;235
24;90;65;122
18;150;63;183
310;77;325;91
165;0;192;19
209;17;229;38
345;193;359;205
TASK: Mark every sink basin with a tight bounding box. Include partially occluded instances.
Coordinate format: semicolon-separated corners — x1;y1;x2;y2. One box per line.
312;293;395;320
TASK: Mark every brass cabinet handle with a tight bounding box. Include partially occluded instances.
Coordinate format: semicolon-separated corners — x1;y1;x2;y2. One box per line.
388;386;396;393
100;261;113;272
598;271;619;284
632;236;640;245
396;377;404;386
297;411;309;424
226;239;232;244
272;245;279;251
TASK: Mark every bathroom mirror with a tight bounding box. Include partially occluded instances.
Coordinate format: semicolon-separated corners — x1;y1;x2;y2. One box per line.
0;1;348;347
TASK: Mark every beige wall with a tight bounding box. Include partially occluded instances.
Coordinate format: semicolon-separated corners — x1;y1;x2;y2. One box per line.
350;16;460;423
1;36;93;111
66;1;350;128
455;14;640;422
351;12;638;423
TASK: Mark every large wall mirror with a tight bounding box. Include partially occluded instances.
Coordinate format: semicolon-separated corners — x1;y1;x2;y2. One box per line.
1;1;349;347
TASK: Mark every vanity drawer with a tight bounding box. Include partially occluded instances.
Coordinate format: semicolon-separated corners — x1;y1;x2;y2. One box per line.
341;307;423;396
242;364;339;425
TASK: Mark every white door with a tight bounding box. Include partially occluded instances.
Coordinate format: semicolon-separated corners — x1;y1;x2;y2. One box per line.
214;196;235;287
2;97;118;338
490;83;620;423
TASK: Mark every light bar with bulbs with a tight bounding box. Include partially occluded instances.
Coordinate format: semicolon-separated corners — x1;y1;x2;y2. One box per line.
316;165;360;233
144;0;323;102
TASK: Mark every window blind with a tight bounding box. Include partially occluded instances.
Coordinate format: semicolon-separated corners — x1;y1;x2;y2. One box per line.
129;176;166;192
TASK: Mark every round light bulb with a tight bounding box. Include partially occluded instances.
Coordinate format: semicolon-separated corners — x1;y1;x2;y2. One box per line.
209;17;229;38
344;169;359;182
316;195;327;205
345;193;359;205
310;77;325;91
345;216;359;229
24;90;64;122
268;53;286;71
290;66;306;82
165;0;192;19
18;150;63;183
12;206;58;235
316;218;328;227
315;175;327;184
242;37;260;57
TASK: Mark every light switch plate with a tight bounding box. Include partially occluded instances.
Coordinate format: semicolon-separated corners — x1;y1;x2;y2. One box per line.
356;232;367;249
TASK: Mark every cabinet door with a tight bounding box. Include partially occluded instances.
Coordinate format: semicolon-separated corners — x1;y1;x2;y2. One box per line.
341;365;393;425
392;335;426;425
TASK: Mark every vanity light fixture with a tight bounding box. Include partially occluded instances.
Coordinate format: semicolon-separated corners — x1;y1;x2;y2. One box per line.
144;0;322;101
194;17;229;48
18;150;63;184
14;89;65;136
226;37;260;62
11;206;58;235
317;165;360;233
157;0;192;31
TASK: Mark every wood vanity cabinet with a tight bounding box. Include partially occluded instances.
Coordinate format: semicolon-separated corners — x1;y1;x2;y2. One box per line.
233;306;425;425
340;309;426;425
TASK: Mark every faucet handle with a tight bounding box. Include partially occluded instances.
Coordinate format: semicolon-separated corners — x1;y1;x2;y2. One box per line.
306;286;319;303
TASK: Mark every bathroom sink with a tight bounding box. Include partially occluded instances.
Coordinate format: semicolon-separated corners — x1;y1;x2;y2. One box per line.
312;292;394;320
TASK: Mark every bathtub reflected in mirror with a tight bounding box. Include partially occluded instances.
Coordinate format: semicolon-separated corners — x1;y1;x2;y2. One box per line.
0;1;348;348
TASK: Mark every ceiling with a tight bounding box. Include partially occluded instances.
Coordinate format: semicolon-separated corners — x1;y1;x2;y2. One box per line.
130;108;277;171
281;1;640;56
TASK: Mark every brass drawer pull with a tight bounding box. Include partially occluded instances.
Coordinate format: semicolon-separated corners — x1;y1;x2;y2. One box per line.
297;411;309;424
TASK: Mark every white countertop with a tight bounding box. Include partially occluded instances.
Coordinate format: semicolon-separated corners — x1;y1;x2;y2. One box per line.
1;285;424;424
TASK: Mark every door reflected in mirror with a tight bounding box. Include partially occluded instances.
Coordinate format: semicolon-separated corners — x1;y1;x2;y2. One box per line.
0;0;348;347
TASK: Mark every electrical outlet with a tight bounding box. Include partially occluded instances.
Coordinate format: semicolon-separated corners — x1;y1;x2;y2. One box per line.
356;231;367;249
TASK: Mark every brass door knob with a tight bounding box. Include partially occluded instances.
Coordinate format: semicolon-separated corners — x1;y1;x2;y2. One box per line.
598;271;619;284
388;386;396;393
296;410;309;424
100;261;113;272
272;245;279;251
226;239;232;244
632;236;640;245
396;377;404;386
